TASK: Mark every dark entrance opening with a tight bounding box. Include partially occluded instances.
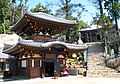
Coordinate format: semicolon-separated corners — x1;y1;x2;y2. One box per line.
0;62;4;70
45;62;54;77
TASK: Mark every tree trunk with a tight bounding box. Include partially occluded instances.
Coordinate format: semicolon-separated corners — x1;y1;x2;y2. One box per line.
98;0;103;17
65;0;69;42
65;0;69;19
111;0;119;31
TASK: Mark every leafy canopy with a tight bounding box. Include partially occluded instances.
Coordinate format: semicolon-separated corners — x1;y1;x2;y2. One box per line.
0;0;11;34
30;3;52;14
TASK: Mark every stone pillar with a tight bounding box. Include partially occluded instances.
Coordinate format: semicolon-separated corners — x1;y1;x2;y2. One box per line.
84;50;87;63
83;49;88;77
105;46;108;59
118;46;120;57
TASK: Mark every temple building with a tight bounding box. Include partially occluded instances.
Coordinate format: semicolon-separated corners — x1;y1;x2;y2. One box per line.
80;25;102;43
3;12;88;78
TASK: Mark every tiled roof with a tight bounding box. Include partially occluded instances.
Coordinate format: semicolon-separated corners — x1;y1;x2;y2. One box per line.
18;39;88;50
3;39;88;54
80;24;102;31
27;12;77;25
10;11;77;35
0;53;14;59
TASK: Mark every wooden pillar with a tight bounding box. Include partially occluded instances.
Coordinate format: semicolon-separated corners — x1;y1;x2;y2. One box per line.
86;32;89;42
95;31;97;42
89;32;92;42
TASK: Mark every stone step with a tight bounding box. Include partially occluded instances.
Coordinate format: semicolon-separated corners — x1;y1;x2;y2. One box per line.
87;42;119;77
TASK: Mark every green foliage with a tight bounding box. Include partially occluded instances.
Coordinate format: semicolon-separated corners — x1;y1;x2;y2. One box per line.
77;20;88;30
30;0;88;43
69;27;79;43
60;20;88;43
30;3;52;14
89;0;120;55
68;20;88;43
89;0;119;35
91;15;113;41
104;0;120;31
55;0;87;19
61;27;79;43
104;0;120;20
0;0;11;34
0;25;3;33
54;0;88;43
90;0;120;30
13;5;22;24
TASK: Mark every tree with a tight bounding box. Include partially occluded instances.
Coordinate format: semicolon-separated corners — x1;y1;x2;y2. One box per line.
55;0;87;19
70;20;88;43
89;0;120;57
89;0;104;17
89;0;120;31
104;0;120;31
30;3;52;14
11;0;29;24
104;0;120;56
88;0;106;29
54;0;87;43
78;20;88;30
0;0;24;34
88;0;113;38
0;0;11;34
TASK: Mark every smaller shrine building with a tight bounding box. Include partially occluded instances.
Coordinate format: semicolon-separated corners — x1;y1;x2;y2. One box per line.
80;25;102;43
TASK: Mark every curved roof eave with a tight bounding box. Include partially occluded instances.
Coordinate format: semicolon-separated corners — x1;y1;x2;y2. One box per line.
27;12;77;25
2;43;19;54
18;39;88;50
0;53;14;59
80;24;102;32
3;39;88;54
10;11;77;31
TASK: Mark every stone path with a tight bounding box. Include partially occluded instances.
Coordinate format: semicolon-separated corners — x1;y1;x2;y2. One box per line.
0;76;120;84
87;42;120;77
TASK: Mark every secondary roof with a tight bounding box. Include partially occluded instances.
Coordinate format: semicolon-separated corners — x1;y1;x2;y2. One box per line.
3;38;88;55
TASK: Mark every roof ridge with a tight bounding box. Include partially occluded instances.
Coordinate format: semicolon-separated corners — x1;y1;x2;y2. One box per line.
27;11;76;24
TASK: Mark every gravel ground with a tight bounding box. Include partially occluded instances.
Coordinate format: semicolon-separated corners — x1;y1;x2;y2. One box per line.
0;76;120;84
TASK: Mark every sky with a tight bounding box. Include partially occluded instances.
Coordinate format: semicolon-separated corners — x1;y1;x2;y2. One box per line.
22;0;120;27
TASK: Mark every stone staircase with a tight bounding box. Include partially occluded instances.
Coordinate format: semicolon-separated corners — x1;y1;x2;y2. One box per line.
86;42;120;77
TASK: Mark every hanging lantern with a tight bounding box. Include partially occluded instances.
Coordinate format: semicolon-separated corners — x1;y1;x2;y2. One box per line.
30;23;32;25
22;48;24;51
18;45;21;48
25;16;27;18
49;48;51;51
72;53;77;58
64;48;66;51
31;26;33;28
